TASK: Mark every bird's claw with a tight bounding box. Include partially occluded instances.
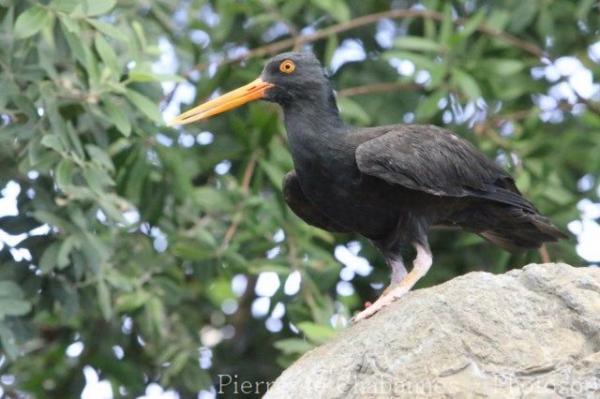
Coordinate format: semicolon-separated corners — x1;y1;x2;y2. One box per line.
351;286;409;323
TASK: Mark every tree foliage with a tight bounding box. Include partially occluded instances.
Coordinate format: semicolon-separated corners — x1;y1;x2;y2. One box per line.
0;0;598;397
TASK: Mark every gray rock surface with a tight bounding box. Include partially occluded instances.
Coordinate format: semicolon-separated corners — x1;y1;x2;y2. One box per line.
265;263;600;398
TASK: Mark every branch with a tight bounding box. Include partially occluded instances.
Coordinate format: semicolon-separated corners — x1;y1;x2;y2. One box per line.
189;9;545;73
220;152;259;249
337;81;423;97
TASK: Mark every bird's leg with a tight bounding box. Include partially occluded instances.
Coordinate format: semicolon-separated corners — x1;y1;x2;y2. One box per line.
352;242;432;323
381;256;407;296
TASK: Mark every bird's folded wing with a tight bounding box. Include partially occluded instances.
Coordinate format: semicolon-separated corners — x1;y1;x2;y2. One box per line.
354;125;535;210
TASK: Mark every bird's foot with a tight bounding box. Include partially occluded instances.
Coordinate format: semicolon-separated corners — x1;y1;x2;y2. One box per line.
351;285;409;323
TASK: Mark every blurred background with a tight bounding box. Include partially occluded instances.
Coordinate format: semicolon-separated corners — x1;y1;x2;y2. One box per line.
0;0;599;397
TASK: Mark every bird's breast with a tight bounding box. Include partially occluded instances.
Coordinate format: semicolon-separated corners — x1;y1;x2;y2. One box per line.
293;155;399;238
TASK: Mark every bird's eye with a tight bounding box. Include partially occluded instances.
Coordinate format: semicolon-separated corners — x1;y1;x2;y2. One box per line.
279;59;296;74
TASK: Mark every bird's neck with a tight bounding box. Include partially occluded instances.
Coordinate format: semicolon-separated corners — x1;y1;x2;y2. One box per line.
282;91;356;178
282;91;347;148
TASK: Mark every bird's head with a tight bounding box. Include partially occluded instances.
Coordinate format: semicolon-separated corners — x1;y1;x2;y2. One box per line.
169;52;333;126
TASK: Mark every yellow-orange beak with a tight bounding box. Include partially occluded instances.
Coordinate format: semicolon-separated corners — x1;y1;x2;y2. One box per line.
168;78;273;126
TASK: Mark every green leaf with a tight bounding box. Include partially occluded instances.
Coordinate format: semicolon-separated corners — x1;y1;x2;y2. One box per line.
83;165;114;192
296;322;336;345
395;36;443;53
384;50;436;71
324;34;338;67
479;59;526;76
337;97;370;125
439;3;453;45
97;279;112;320
85;144;115;171
87;19;128;42
459;10;486;39
14;5;53;39
41;134;65;153
116;291;150;312
453;69;481;100
128;70;183;83
310;0;350;22
95;33;119;75
0;281;25;299
78;0;116;17
0;299;31;317
40;242;61;273
0;323;19;359
57;235;79;268
56;158;75;190
171;240;214;262
125;89;162;124
508;1;538;33
415;89;447;121
104;100;132;137
58;14;80;34
274;338;314;355
51;0;79;13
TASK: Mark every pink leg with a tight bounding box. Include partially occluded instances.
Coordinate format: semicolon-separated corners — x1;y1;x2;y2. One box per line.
352;243;432;323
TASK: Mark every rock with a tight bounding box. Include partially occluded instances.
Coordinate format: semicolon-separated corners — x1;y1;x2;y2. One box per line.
265;263;600;398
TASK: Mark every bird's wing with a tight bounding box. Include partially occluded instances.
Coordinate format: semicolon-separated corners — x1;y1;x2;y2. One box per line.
283;171;351;233
355;125;535;210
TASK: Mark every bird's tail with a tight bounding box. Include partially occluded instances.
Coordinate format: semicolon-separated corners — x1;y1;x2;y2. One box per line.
476;204;567;252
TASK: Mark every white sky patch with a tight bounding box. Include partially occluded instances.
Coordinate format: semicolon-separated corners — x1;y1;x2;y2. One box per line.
336;281;354;296
81;366;113;399
262;21;290;42
112;345;124;360
162;81;197;125
273;228;285;243
198;4;220;27
271;302;285;319
200;326;222;348
0;181;20;217
330;39;366;73
138;383;180;399
153;36;198;126
588;41;600;63
150;227;168;252
569;199;600;262
251;296;270;318
10;247;31;262
178;132;196;148
156;133;174;147
198;388;217;399
221;298;238;315
199;346;213;369
231;274;247;297
376;19;395;49
284;270;301;295
190;30;210;48
415;70;431;85
196;131;214;145
0;231;26;247
340;266;355;281
255;272;280;297
388;57;415;76
122;209;140;225
66;341;84;358
266;245;280;259
214;160;231;175
29;224;50;236
265;317;283;332
334;244;373;276
330;313;348;328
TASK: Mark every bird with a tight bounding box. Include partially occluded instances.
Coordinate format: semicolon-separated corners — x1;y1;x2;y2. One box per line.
169;52;566;322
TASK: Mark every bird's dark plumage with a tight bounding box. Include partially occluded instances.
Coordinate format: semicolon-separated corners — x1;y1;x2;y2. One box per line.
171;51;566;321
